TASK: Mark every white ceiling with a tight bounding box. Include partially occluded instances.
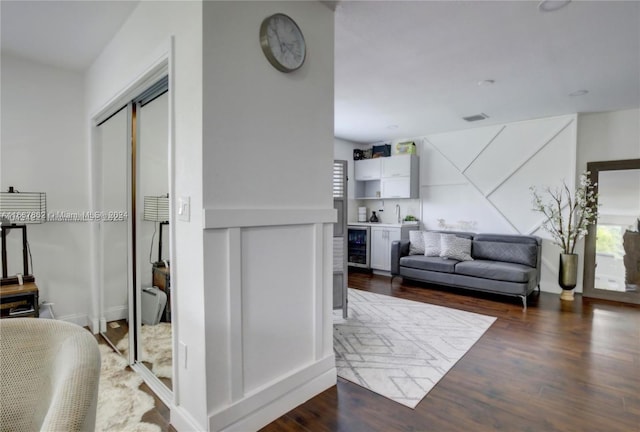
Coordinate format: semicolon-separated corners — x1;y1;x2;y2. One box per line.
0;0;139;71
2;1;639;144
335;0;640;142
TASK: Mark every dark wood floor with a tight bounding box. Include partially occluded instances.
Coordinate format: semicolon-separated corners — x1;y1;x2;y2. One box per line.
262;272;640;432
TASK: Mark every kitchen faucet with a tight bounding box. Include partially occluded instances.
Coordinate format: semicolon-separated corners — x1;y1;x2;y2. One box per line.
395;204;401;224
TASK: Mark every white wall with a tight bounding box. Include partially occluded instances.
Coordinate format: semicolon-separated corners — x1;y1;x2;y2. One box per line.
202;2;335;431
0;54;92;324
577;108;640;169
84;1;205;430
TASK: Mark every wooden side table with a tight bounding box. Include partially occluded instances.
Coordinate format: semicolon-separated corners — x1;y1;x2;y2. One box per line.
0;282;39;318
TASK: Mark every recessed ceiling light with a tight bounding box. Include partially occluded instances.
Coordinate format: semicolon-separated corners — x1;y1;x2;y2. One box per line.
569;89;589;97
386;124;399;130
538;0;571;12
478;79;495;86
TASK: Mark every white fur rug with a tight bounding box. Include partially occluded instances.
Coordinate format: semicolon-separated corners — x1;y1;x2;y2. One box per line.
117;323;173;379
97;345;160;432
334;289;496;408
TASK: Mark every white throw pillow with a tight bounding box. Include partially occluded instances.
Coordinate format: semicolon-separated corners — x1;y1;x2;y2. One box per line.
423;232;442;257
409;230;425;255
440;235;473;261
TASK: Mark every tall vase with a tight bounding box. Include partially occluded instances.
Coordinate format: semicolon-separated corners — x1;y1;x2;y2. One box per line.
559;253;578;301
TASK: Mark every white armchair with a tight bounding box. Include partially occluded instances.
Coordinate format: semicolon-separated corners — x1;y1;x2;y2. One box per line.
0;318;101;431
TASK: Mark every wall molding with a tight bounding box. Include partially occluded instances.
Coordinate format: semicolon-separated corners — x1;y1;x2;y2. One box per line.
209;355;336;432
203;208;336;229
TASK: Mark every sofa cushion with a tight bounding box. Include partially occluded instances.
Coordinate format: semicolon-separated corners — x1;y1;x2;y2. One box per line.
454;260;536;283
472;240;537;267
409;230;425;255
400;255;458;273
423;231;442;256
440;235;473;261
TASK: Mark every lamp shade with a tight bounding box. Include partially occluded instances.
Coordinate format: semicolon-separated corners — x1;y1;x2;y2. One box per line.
143;195;169;222
0;190;46;224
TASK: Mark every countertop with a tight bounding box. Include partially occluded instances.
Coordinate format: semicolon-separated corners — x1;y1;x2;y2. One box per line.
348;222;419;228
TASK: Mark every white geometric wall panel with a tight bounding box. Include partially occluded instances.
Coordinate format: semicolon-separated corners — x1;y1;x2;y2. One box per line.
489;122;576;235
464;116;575;195
427;125;504;173
420;140;468;187
420;114;576;236
421;183;515;233
241;225;315;393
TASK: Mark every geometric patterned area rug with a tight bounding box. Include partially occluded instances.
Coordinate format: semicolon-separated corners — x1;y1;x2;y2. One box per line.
334;288;496;408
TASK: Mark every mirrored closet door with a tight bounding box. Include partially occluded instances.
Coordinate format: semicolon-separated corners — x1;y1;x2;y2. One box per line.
96;106;130;355
135;85;172;390
96;75;173;394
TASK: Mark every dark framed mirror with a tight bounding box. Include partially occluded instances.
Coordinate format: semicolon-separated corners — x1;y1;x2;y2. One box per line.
583;159;640;304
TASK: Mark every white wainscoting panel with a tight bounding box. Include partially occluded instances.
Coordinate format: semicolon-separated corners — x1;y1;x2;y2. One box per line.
204;208;337;429
241;225;316;393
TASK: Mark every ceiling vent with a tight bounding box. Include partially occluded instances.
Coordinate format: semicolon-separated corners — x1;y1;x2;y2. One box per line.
462;113;489;122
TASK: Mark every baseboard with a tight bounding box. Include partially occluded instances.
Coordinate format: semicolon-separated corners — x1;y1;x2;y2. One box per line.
103;305;129;322
58;313;90;327
209;355;336;432
171;405;206;432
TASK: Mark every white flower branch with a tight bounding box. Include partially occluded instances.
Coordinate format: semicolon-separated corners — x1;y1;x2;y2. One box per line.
530;172;598;254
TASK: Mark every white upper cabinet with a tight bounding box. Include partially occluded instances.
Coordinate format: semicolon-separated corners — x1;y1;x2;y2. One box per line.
354;158;382;180
381;177;411;198
354;155;419;199
382;155;412;178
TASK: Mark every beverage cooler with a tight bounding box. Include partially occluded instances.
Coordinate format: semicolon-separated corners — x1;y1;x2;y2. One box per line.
347;226;370;268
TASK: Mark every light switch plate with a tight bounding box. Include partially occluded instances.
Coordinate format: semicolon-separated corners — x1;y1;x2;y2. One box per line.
178;196;190;221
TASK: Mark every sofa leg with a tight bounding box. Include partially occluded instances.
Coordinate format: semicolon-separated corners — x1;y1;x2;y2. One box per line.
521;295;527;310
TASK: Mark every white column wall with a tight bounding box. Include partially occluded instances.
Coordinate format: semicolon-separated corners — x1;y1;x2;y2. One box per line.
202;2;336;430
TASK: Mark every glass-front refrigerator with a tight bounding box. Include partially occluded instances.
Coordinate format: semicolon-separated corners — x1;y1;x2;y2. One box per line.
347;226;370;268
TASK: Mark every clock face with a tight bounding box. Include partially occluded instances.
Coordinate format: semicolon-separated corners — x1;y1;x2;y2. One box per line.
260;14;306;72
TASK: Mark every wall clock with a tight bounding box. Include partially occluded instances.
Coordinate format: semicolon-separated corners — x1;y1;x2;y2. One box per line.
260;13;306;73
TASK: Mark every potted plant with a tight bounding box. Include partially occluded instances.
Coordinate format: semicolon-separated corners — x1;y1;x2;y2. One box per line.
530;172;598;300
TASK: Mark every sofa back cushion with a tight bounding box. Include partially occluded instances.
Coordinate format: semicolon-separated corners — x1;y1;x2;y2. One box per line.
472;235;539;267
408;230;425;255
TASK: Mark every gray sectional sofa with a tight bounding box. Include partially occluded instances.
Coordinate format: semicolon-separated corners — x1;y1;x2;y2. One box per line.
391;231;541;308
